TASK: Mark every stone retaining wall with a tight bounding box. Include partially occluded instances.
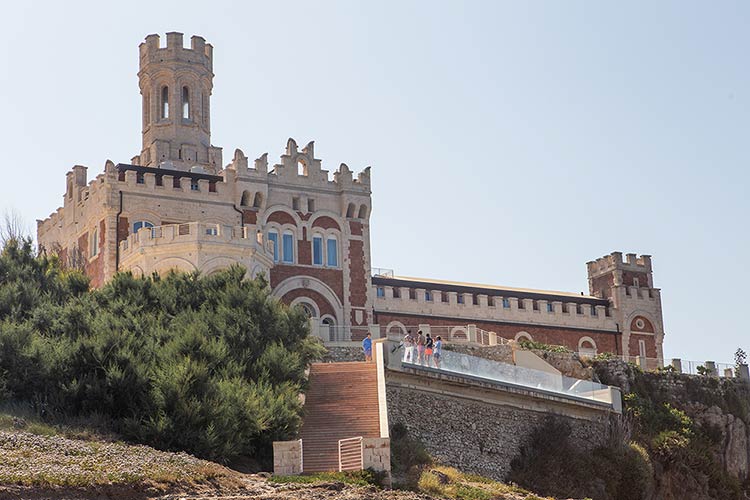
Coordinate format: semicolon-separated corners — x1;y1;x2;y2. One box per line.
272;439;302;475
386;385;611;480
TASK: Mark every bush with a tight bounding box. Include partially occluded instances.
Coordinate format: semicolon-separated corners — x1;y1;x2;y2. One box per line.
508;417;653;500
0;240;324;463
518;339;571;353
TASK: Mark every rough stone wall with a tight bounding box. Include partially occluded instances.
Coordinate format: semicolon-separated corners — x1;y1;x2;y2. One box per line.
386;385;610;481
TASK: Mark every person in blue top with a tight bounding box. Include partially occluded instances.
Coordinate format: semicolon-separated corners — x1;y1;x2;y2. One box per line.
433;335;443;368
362;332;373;362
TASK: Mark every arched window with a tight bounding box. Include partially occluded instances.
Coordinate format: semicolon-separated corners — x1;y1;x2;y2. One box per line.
326;236;338;267
160;86;169;119
282;230;295;263
268;230;279;262
240;191;251;207
578;337;598;358
297;159;307;176
133;221;154;233
515;331;533;342
358;205;368;219
298;302;316;318
346;203;356;218
181;86;190;119
253;192;263;208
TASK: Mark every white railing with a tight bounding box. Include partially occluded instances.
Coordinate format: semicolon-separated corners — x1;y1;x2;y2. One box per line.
338;436;363;471
372;267;394;277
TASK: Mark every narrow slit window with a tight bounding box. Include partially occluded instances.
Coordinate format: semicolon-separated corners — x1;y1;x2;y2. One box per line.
161;86;169;119
182;86;190;119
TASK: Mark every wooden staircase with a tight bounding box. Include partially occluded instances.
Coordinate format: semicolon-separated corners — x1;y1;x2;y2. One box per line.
299;362;381;472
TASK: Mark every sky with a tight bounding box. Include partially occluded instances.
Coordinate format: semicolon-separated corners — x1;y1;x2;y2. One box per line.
0;1;747;363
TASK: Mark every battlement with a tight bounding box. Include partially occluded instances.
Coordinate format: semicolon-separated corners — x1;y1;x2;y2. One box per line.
586;251;652;277
139;32;213;71
226;138;371;193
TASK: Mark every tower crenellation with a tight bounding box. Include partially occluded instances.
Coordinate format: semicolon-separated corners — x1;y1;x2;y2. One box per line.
137;32;220;173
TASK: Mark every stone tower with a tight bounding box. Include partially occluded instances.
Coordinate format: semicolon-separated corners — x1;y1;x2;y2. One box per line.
587;252;665;363
136;32;222;172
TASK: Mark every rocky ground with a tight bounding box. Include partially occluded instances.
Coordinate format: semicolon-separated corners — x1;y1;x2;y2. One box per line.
0;427;553;500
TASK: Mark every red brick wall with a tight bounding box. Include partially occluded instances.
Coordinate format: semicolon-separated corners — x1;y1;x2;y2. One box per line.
280;288;336;318
348;240;367;308
349;220;363;236
242;210;258;225
267;210;296;226
270;266;344;303
297;237;312;266
118;217;129;243
629;333;657;358
630;315;655;333
622;271;649;287
80;219;106;288
373;312;620;355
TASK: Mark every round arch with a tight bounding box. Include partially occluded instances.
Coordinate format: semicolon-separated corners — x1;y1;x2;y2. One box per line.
514;331;533;342
151;257;198;275
578;336;598;358
386;320;407;337
451;326;468;341
272;275;344;325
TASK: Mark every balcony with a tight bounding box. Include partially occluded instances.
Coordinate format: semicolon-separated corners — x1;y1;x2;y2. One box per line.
119;222;274;276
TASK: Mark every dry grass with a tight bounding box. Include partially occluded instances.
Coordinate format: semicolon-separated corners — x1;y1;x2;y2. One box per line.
417;466;551;500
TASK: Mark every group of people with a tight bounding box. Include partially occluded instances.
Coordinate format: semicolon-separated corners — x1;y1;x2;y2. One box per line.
361;329;444;368
397;330;442;368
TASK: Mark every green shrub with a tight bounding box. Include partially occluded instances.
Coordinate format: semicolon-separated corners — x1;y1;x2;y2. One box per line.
0;240;324;463
518;339;571;353
390;422;432;475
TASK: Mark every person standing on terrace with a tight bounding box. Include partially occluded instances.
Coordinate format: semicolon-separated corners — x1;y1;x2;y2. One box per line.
433;336;443;369
362;332;373;362
416;331;426;364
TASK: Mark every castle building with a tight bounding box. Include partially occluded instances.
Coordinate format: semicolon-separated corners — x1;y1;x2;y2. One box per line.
37;33;665;364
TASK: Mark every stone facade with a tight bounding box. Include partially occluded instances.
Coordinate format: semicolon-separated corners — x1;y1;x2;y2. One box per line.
37;33;666;360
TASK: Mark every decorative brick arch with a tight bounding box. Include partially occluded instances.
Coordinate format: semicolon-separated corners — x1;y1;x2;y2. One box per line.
272;275;344;325
264;207;298;227
311;215;341;231
630;315;655;333
515;331;533;342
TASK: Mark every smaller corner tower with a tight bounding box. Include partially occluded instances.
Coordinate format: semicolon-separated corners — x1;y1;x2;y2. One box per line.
136;32;222;172
587;252;664;363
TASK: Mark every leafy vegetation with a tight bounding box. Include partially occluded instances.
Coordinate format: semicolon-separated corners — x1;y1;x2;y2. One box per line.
269;470;381;487
517;339;571;354
0;238;324;463
508;417;653;500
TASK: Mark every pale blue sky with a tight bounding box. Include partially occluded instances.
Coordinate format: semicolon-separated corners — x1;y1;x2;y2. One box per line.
1;1;747;363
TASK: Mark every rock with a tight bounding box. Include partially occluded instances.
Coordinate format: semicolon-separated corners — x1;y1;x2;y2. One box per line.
429;469;450;484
